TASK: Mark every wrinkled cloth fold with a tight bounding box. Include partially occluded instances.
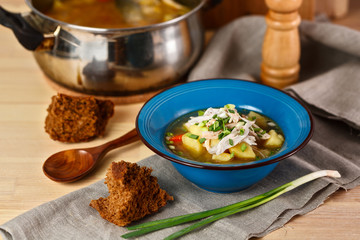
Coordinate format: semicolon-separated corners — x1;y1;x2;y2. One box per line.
1;16;360;240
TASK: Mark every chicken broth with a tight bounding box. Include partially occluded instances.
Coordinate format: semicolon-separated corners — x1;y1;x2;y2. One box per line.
165;105;285;164
41;0;191;29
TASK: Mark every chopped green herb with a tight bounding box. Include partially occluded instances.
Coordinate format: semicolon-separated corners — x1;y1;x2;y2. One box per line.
209;120;222;132
166;132;174;137
228;109;235;113
223;129;231;135
230;152;235;158
224;104;235;109
212;114;218;119
218;132;224;140
199;138;206;144
198;110;204;116
240;143;247;152
166;140;174;145
186;133;199;139
239;128;245;135
229;139;234;146
253;128;261;132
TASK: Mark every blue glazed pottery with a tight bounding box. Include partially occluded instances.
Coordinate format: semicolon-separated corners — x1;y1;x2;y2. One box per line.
136;79;313;193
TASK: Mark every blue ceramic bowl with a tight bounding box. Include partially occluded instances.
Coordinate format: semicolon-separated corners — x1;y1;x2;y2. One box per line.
136;79;313;193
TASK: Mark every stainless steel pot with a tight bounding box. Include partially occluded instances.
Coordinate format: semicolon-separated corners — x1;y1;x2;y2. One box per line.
0;0;219;96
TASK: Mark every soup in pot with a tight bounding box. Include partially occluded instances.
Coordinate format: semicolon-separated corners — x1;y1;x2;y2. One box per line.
41;0;192;28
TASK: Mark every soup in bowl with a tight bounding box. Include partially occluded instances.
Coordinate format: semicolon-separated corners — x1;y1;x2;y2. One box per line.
165;105;285;164
136;79;313;192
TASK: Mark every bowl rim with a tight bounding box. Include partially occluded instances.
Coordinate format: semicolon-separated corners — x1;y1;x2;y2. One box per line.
136;78;314;170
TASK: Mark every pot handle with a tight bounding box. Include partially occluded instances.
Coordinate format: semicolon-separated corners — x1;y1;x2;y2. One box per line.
0;6;44;51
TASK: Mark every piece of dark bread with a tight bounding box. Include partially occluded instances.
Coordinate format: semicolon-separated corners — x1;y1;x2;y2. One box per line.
45;93;114;142
90;161;173;226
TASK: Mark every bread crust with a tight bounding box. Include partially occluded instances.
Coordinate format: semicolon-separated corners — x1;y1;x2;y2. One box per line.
90;161;173;226
45;93;114;142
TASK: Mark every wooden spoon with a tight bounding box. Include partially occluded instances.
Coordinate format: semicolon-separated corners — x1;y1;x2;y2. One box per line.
43;128;140;183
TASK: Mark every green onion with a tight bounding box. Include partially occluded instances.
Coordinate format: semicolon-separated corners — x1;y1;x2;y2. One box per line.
166;132;174;137
229;139;234;146
223;129;231;135
185;133;199;139
228;109;235;113
223;117;230;124
122;170;340;239
253;128;261;132
199;138;206;144
239;129;245;135
240;143;247;152
224;104;235;109
210;121;221;132
249;116;256;121
218;132;224;140
230;152;235;158
198;110;204;116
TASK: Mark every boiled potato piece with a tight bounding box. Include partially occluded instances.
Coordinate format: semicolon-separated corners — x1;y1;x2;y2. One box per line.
185;124;207;136
248;111;267;129
264;130;284;148
182;134;204;157
210;139;220;148
212;152;233;162
229;143;256;160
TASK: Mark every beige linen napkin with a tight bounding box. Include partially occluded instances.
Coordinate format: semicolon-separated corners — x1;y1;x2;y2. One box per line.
1;16;360;240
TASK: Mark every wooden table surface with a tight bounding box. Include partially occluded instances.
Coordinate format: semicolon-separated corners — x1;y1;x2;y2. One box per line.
0;1;359;240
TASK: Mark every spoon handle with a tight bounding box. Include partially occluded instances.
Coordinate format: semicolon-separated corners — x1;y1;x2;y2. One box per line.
92;128;140;158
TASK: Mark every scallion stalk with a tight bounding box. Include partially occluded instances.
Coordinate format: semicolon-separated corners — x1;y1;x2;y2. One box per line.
122;170;340;239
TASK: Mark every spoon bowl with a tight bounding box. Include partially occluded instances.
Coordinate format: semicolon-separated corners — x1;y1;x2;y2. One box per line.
43;128;139;182
43;149;96;182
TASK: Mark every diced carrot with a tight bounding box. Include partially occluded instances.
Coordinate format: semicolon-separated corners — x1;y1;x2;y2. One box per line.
169;134;183;143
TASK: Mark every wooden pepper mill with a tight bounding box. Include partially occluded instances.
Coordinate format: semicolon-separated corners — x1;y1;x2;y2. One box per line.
261;0;303;88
